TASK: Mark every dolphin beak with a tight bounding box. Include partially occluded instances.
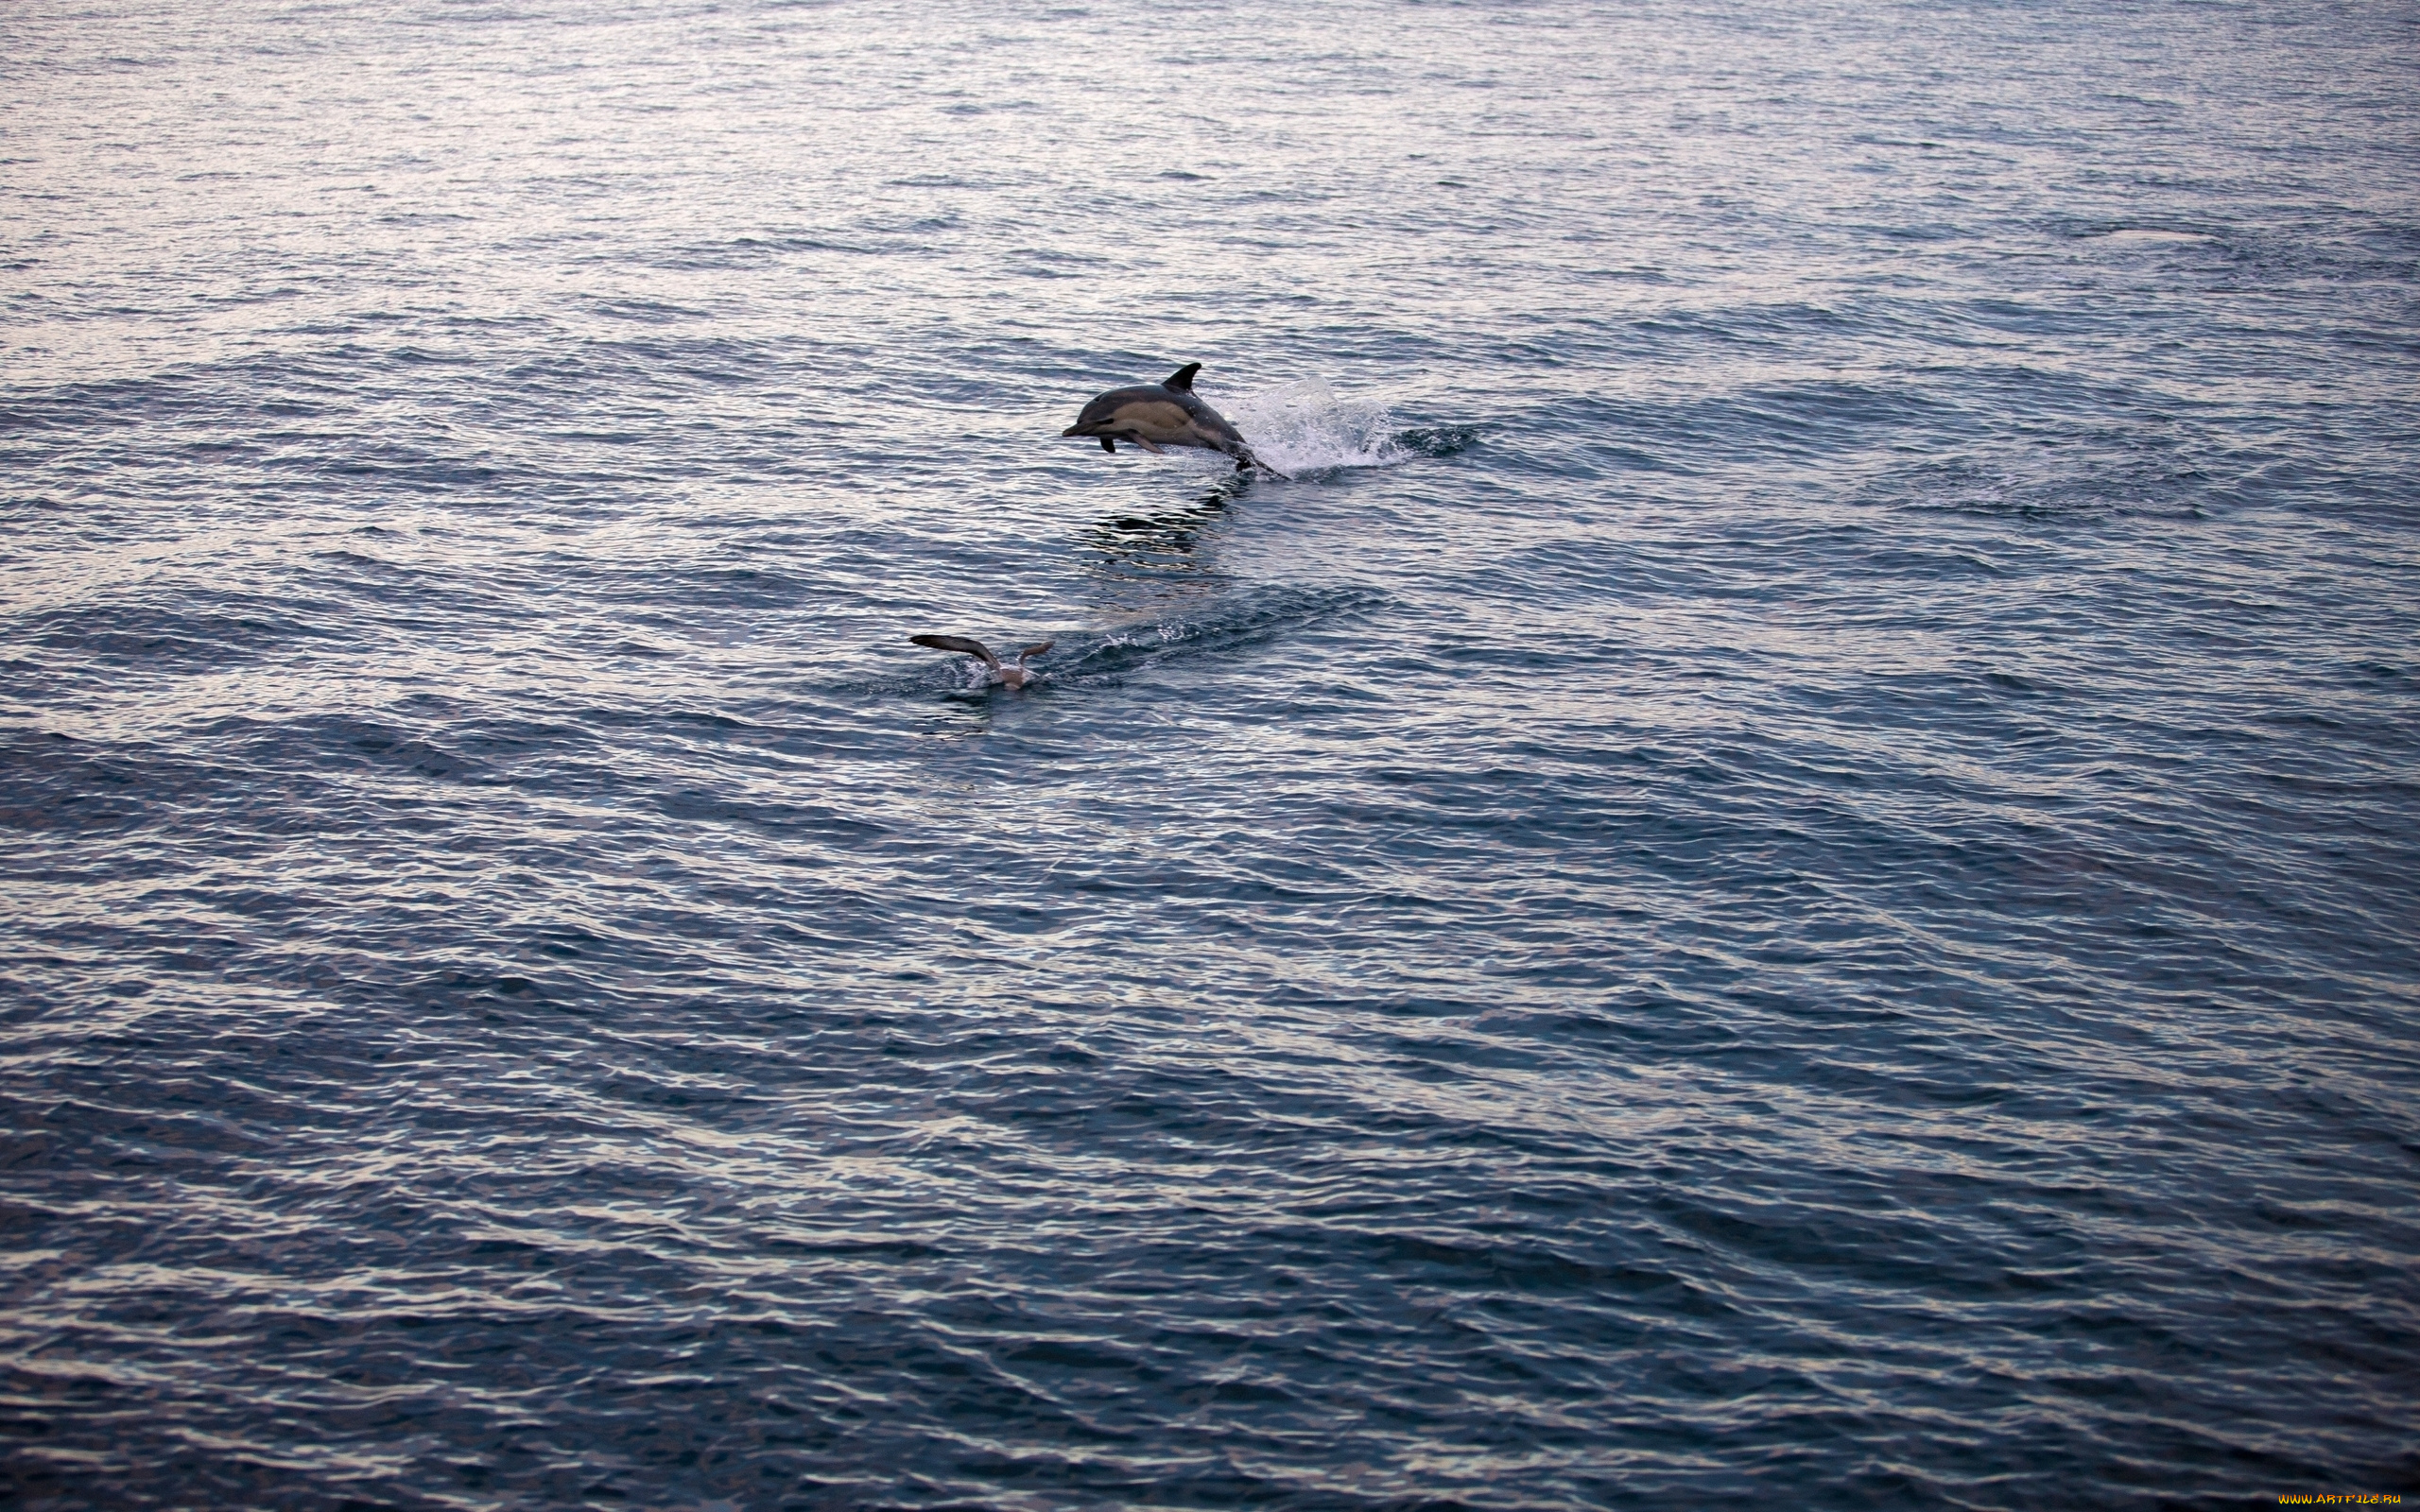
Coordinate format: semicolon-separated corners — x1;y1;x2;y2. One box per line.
1061;425;1085;437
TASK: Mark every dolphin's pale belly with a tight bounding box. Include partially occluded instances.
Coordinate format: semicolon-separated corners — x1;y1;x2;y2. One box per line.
1104;398;1211;447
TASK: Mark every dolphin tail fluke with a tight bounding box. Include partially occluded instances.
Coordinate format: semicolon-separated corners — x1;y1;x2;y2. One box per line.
1234;446;1287;480
1017;641;1054;663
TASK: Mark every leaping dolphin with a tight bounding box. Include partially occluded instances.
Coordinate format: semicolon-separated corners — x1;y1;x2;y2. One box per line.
1062;363;1283;475
910;634;1054;690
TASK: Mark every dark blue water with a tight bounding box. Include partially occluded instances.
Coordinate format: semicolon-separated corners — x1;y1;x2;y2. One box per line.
6;1;2418;1506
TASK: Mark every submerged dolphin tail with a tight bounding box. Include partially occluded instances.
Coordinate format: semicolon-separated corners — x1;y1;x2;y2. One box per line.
1163;362;1201;392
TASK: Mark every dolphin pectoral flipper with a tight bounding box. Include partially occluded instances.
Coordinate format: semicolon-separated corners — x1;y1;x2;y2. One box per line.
1100;437;1116;453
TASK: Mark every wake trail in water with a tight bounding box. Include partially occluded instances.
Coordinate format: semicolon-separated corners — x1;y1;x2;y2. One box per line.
1227;378;1415;476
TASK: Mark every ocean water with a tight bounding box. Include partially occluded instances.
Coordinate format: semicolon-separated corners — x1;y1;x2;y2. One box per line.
5;0;2417;1506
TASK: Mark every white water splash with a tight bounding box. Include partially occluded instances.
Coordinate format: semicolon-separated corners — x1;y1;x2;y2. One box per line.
1220;377;1406;477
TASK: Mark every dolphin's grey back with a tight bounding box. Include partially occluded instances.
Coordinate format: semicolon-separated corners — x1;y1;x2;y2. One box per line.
1076;364;1237;430
1183;393;1248;447
1157;364;1249;444
1073;384;1174;430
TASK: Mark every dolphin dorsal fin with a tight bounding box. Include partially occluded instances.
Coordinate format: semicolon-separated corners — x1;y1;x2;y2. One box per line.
1163;362;1201;392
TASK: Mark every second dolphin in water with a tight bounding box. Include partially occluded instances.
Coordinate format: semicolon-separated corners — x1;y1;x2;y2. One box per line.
1062;363;1282;476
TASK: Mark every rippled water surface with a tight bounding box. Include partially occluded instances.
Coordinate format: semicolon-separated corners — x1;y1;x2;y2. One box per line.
7;1;2419;1506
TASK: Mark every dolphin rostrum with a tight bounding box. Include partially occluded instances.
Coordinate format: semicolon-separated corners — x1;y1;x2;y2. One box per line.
910;634;1054;690
1061;363;1282;475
